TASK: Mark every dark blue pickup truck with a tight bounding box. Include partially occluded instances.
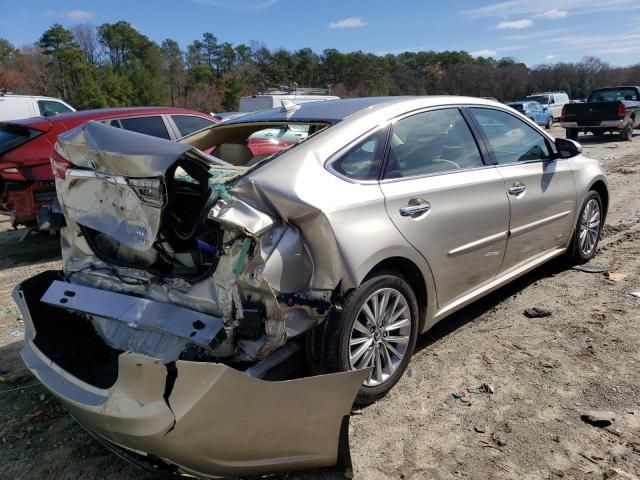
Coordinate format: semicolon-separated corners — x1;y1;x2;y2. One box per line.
560;86;639;141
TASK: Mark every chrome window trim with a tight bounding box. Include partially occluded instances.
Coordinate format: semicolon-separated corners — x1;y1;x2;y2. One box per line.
378;163;498;184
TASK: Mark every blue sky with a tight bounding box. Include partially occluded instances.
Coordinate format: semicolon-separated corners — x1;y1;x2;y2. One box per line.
1;0;639;66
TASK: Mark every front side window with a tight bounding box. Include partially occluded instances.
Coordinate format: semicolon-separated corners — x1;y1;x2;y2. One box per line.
471;108;551;164
118;116;171;140
331;129;385;181
172;115;215;137
38;100;72;117
385;108;484;179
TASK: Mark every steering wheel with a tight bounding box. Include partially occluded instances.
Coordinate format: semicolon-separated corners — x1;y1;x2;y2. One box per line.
433;159;461;170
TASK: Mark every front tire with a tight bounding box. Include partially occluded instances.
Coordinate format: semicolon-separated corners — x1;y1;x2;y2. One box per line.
567;190;604;264
317;272;419;405
545;116;552;130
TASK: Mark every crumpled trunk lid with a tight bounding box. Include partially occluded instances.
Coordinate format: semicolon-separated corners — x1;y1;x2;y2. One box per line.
54;121;202;251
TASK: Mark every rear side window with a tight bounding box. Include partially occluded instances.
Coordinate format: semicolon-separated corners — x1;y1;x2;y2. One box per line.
38;100;72;117
171;115;215;136
471;108;551;164
0;123;42;154
118;116;171;140
385;108;484;179
331;128;386;181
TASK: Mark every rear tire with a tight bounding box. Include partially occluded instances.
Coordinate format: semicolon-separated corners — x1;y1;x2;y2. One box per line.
313;272;419;405
620;120;633;141
566;128;579;140
566;190;604;264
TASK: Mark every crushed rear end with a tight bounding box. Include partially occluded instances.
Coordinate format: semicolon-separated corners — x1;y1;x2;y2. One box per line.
16;121;367;478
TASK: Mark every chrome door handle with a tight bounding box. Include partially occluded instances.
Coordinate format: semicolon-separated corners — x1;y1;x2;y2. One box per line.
507;183;526;196
399;200;431;217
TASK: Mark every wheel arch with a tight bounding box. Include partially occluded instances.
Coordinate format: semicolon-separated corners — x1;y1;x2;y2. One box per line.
589;180;609;219
361;256;431;332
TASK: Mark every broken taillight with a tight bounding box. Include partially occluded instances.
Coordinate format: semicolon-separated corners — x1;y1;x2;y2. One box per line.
126;178;164;207
51;147;73;180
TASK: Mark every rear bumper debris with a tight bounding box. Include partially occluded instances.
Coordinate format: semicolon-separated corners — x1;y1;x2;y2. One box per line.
14;272;369;479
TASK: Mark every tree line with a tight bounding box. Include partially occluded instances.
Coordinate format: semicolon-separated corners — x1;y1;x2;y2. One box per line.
1;22;639;113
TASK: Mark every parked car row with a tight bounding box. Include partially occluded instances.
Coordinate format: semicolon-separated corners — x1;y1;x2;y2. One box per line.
0;106;218;227
16;96;608;479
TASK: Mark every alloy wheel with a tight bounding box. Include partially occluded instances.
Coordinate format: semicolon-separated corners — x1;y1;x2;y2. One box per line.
348;288;412;387
579;198;601;256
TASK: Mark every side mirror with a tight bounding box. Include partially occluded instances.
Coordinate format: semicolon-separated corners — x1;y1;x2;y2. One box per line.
43;111;59;117
555;138;582;158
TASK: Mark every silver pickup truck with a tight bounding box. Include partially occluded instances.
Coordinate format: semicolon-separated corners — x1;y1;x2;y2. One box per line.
561;86;640;141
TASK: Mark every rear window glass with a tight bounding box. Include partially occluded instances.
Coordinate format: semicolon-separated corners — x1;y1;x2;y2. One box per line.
119;116;171;140
0;123;42;154
589;89;639;102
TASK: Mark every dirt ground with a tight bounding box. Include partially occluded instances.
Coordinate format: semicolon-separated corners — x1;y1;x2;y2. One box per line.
1;124;639;480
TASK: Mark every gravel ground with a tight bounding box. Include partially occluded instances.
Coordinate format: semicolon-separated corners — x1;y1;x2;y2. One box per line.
1;125;639;480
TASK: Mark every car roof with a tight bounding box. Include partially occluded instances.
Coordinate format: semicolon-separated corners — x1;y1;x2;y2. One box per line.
8;107;212;127
223;96;503;125
0;94;66;101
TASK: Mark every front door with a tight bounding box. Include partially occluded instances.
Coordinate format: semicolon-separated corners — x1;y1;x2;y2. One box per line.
469;107;577;272
380;107;510;309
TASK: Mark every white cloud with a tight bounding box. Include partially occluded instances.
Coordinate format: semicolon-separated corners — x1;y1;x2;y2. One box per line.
497;19;533;29
539;9;568;18
544;27;640;55
545;54;560;60
328;16;367;29
191;0;278;10
462;0;639;18
471;49;498;57
64;10;95;21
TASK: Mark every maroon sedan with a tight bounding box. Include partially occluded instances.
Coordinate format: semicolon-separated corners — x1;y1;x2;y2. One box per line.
0;107;216;227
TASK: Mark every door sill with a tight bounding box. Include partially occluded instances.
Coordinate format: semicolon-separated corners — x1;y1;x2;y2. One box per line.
430;247;566;325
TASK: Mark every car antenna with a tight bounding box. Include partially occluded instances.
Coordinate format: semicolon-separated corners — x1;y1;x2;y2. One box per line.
280;100;300;116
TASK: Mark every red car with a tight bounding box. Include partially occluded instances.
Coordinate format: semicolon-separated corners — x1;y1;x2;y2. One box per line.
0;107;216;227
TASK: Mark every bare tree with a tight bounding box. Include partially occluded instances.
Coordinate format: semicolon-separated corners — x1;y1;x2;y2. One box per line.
72;24;101;65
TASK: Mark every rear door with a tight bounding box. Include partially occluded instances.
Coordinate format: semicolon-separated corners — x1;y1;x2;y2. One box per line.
379;107;510;309
469;107;577;273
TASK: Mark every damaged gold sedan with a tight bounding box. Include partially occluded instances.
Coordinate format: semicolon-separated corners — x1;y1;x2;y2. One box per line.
15;97;608;478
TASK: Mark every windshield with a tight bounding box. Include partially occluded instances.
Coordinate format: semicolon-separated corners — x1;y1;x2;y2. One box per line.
0;123;42;155
509;103;525;111
526;95;550;104
589;88;639;102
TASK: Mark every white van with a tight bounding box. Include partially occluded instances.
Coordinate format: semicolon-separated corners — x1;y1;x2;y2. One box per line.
239;94;340;113
0;94;75;122
525;92;570;120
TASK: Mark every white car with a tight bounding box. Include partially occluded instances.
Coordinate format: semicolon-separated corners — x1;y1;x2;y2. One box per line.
0;94;75;122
